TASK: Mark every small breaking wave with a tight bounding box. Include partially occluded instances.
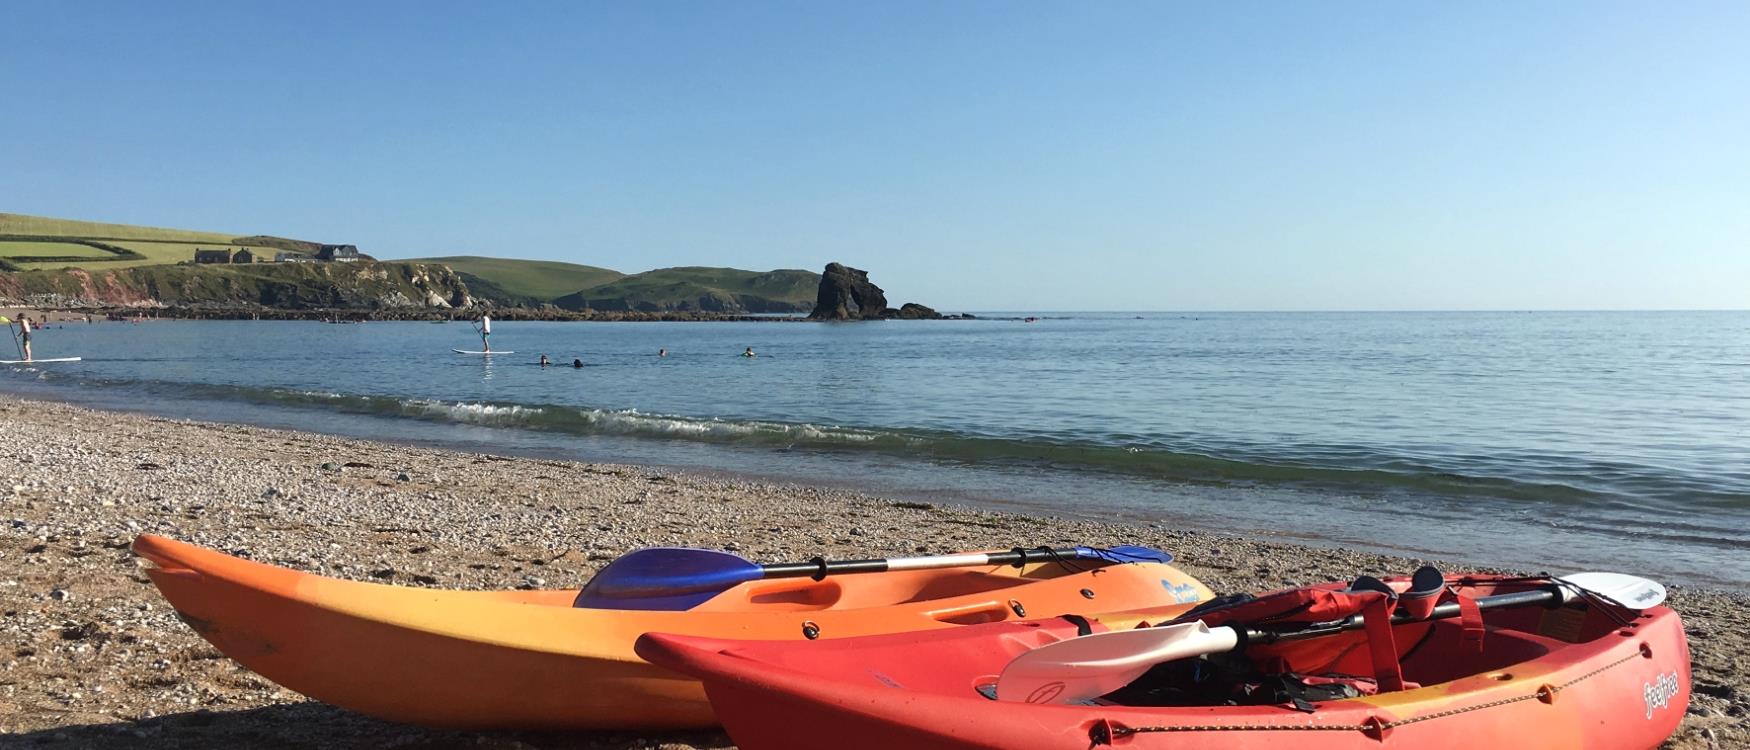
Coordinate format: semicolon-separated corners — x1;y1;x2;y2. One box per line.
199;384;1750;514
11;372;1747;517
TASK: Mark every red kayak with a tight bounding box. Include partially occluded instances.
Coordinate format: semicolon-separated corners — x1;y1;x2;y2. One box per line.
639;572;1690;750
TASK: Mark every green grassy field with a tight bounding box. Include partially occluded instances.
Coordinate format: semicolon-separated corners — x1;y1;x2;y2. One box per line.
0;241;116;258
403;257;819;310
0;213;306;270
555;266;819;311
404;256;625;302
3;242;289;271
0;213;235;243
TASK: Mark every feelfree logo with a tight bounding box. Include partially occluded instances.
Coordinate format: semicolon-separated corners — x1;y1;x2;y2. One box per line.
1643;671;1680;719
1163;581;1202;603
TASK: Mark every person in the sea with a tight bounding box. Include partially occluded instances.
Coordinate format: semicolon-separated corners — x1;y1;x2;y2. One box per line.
476;314;492;352
572;358;583;368
539;354;550;367
742;346;755;358
658;348;667;357
18;315;34;361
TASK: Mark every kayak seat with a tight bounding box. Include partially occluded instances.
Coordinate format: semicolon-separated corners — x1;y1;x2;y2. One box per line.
894;571;1040;604
1399;620;1564;686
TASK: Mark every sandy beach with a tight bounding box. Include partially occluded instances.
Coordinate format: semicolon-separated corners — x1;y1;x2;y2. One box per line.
0;395;1743;749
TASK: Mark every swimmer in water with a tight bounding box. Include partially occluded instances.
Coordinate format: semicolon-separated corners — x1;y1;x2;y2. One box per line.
573;358;583;368
742;346;755;358
539;354;550;367
658;348;667;357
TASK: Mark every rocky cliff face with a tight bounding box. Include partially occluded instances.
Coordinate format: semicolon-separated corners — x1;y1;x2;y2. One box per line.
0;262;473;311
808;263;889;320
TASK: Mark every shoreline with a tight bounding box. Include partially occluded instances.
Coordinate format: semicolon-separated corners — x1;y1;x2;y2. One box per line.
4;305;983;323
0;396;1742;748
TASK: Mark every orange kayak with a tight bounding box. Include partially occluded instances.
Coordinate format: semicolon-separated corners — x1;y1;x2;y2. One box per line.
640;573;1691;749
133;535;1215;730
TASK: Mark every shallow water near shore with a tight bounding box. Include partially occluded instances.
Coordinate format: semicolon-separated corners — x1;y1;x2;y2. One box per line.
3;311;1747;589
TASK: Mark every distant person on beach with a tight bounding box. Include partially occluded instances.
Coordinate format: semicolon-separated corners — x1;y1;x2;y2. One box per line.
476;314;493;352
572;358;583;368
539;354;550;367
18;315;34;361
742;347;755;358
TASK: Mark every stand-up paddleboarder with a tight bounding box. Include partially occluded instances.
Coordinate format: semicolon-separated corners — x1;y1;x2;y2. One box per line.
18;315;35;362
475;314;492;353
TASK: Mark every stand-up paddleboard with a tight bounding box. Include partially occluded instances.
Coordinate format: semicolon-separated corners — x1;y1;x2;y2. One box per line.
453;350;513;355
0;357;82;364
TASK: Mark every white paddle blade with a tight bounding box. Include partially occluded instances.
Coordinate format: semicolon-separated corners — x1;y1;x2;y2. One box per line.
1559;572;1667;609
995;622;1239;704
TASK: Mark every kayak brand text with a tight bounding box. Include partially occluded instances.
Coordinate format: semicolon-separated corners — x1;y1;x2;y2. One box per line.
1163;581;1202;604
1643;671;1680;719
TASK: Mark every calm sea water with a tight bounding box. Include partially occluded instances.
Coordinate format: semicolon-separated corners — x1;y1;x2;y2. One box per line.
4;312;1746;589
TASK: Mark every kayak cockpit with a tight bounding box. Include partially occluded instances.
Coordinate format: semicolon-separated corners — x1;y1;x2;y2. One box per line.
690;561;1109;613
1095;578;1633;708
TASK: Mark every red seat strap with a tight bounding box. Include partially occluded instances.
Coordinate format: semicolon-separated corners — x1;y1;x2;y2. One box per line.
1360;593;1406;692
1455;592;1485;654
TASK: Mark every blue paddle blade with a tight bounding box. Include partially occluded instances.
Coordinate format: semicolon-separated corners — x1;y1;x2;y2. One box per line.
1079;545;1175;565
573;547;764;611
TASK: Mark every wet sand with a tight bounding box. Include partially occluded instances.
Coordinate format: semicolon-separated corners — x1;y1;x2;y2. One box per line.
0;396;1743;748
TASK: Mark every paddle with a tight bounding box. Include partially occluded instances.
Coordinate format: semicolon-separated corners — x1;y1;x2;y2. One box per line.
574;544;1173;611
995;572;1665;704
0;316;18;359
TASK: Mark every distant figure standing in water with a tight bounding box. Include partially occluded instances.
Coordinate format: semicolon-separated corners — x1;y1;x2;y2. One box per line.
742;346;755;358
475;314;492;352
18;315;35;362
539;354;550;367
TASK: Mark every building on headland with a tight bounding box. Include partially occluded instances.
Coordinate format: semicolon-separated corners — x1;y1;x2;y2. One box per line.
274;251;314;263
232;249;256;264
193;249;234;264
316;244;363;262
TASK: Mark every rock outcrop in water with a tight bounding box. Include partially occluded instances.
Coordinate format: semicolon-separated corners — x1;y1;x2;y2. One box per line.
809;263;889;320
891;302;942;320
807;263;954;320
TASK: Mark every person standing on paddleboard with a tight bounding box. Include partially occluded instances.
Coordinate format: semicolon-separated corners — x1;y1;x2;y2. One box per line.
475;314;492;353
19;315;35;362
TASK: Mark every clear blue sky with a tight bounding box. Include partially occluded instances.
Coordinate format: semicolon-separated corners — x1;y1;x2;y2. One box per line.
2;2;1745;310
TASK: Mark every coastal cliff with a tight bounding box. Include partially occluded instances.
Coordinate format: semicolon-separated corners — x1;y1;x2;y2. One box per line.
0;262;473;311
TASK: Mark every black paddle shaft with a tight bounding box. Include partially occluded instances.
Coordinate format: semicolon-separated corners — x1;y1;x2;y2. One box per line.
1247;586;1563;644
757;546;1090;581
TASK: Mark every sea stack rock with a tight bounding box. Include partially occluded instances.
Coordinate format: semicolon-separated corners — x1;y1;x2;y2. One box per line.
809;263;889;320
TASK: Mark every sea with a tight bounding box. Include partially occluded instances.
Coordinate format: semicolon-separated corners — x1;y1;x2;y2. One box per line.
3;311;1746;591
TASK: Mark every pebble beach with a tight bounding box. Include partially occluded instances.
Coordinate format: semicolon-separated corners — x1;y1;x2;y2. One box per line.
0;395;1743;749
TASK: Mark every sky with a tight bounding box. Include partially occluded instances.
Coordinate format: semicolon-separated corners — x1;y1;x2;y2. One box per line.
1;2;1745;311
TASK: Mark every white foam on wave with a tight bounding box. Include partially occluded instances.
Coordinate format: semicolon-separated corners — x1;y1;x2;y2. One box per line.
294;390;349;400
403;399;548;425
573;407;886;444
